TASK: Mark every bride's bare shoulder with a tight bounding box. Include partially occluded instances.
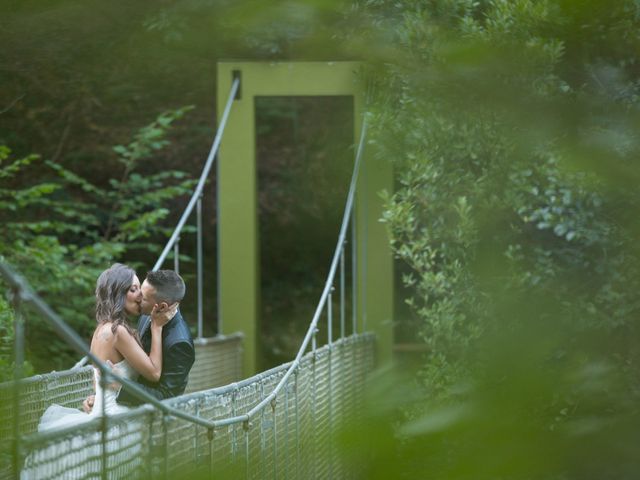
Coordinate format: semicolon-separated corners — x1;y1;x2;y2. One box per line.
112;324;136;342
90;323;119;361
93;322;131;344
92;323;114;341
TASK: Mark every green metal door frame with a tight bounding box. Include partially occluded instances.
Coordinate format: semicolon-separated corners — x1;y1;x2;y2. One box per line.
217;61;393;376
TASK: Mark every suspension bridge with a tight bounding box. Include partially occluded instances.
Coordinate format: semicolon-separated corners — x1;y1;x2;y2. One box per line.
0;61;394;479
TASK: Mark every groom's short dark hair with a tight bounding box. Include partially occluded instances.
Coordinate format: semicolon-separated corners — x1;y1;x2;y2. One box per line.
145;270;185;304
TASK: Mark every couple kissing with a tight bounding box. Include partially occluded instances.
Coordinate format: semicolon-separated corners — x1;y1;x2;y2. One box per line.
38;264;195;432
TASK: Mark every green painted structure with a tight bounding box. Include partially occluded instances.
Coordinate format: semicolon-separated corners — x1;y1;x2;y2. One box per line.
217;61;393;376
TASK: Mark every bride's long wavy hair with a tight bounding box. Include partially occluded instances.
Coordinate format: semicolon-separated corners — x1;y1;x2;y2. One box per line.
95;263;140;342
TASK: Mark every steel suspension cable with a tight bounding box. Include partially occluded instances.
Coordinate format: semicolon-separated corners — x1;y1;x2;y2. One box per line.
4;111;368;442
72;77;240;368
209;116;368;428
153;77;240;271
0;262;216;432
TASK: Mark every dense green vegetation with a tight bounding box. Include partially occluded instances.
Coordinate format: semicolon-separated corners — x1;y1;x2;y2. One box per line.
0;1;223;376
0;1;349;376
344;0;640;478
0;109;195;374
2;0;640;477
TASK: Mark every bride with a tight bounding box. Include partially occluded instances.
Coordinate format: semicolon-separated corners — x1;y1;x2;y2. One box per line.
37;263;174;431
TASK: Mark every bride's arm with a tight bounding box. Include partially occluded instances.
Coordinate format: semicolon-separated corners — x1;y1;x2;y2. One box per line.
114;320;164;382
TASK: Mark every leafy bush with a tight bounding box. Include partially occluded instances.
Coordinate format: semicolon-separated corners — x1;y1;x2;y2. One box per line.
344;0;640;477
0;107;195;377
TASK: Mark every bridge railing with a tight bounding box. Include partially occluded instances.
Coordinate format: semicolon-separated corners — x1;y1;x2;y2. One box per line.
0;366;94;449
1;89;373;478
0;260;244;479
1;77;245;478
14;334;374;479
184;333;243;393
0;333;244;448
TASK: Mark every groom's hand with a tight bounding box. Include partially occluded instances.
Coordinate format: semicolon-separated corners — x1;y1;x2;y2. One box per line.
82;395;95;414
151;302;178;327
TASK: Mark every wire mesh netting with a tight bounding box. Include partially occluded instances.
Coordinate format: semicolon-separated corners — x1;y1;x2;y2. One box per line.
159;333;375;480
19;410;153;480
4;334;374;479
0;334;244;480
0;368;95;453
185;333;244;393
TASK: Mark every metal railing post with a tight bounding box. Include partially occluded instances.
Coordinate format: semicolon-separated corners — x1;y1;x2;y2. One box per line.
162;413;169;480
328;335;333;479
284;383;289;480
208;427;215;475
328;287;334;346
311;332;317;479
146;410;155;478
311;328;317;353
243;420;250;480
194;402;200;466
173;241;180;274
260;381;266;477
340;243;345;339
271;398;277;480
100;369;108;480
362;193;368;333
11;285;25;479
351;211;357;335
197;195;204;339
293;369;300;479
231;388;238;461
215;152;223;337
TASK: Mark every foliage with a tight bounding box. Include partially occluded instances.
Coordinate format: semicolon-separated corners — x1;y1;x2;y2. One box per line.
137;0;347;59
2;0;638;474
0;108;195;377
342;0;640;477
0;295;34;383
0;0;354;356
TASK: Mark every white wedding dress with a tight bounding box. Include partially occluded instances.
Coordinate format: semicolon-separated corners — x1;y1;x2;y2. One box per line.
38;359;136;432
21;360;144;479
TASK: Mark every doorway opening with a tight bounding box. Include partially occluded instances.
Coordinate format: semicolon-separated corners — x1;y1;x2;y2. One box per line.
255;95;354;369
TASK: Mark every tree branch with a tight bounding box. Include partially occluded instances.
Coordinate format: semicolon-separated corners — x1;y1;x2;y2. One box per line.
0;93;25;115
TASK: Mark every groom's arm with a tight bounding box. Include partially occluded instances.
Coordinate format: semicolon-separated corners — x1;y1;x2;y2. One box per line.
117;341;195;406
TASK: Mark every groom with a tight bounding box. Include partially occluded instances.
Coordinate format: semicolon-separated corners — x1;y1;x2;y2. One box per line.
84;269;195;410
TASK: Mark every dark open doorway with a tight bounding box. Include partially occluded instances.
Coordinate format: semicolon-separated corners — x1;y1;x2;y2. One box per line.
255;95;354;370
